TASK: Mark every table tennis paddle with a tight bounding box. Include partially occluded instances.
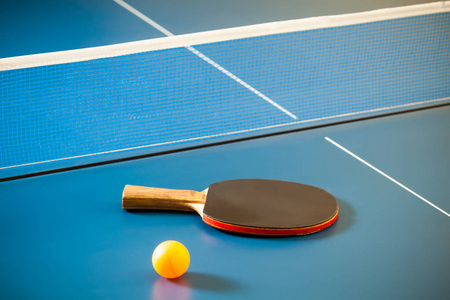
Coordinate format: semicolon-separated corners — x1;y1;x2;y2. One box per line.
122;179;338;236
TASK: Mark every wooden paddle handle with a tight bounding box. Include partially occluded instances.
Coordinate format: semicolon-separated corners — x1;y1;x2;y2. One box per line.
122;185;206;212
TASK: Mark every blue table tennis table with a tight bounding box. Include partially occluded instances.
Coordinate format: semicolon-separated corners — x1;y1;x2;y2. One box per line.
1;1;449;299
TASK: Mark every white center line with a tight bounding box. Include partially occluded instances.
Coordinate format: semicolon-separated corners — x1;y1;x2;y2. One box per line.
325;137;450;217
114;0;175;37
113;0;297;119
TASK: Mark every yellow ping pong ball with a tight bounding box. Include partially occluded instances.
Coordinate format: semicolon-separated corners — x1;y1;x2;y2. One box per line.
152;240;190;279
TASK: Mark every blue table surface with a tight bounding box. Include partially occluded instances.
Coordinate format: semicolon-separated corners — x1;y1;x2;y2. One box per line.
1;106;449;299
0;0;435;58
1;1;449;299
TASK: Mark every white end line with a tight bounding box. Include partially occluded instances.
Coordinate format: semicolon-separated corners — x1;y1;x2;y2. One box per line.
113;0;297;119
325;137;450;217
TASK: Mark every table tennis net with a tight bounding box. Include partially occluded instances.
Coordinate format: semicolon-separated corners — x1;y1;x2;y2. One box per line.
1;2;449;179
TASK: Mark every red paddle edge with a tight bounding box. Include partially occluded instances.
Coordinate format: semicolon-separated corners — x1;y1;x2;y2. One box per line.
202;208;339;236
